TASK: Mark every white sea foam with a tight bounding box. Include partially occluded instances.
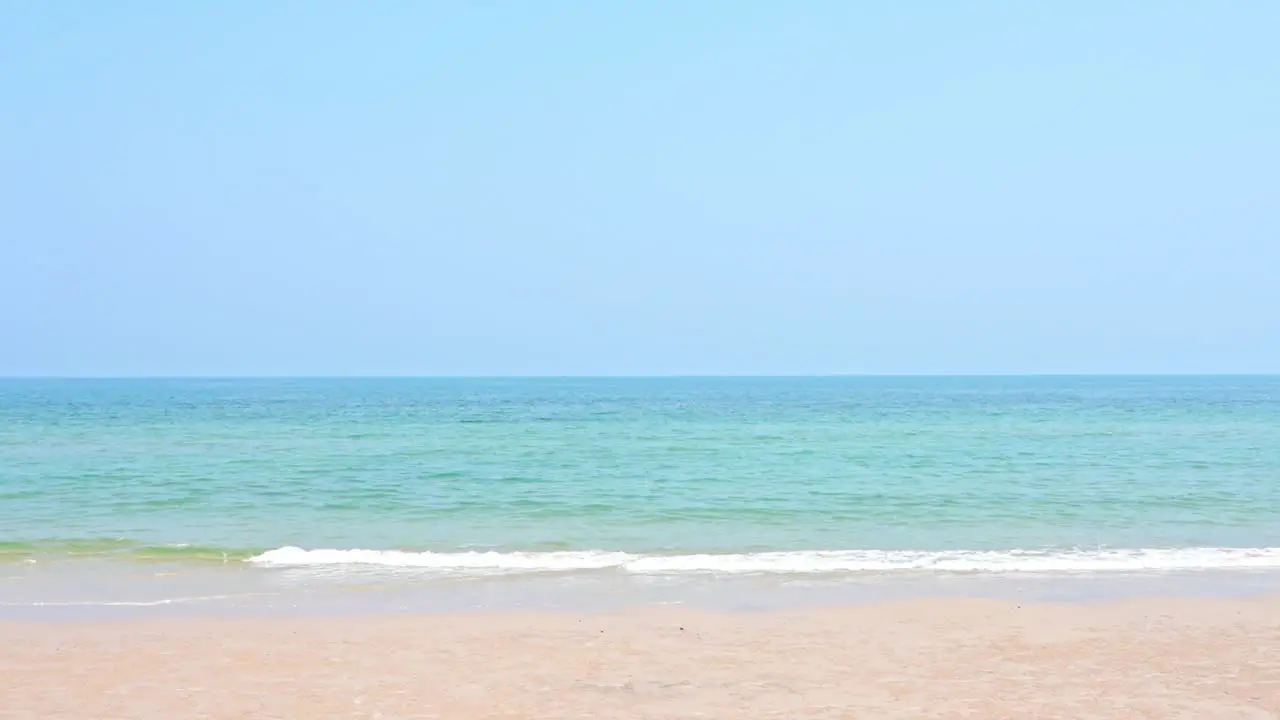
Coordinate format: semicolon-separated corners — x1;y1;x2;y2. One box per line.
247;546;1280;575
249;547;632;572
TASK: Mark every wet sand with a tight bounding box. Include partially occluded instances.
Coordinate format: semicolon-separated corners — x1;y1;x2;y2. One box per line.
3;597;1278;719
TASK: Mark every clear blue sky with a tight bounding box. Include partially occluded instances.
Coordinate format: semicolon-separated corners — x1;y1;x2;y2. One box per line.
2;2;1276;376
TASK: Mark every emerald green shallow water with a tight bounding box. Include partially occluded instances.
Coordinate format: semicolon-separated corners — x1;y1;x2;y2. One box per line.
2;377;1279;577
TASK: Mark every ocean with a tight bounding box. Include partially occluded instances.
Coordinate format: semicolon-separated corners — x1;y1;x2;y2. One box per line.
3;376;1279;614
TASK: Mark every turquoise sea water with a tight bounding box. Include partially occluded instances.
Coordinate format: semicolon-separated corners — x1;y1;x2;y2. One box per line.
3;377;1279;583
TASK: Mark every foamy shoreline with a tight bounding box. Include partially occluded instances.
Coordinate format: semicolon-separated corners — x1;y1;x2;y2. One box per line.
9;557;1280;622
4;596;1278;718
249;544;1280;573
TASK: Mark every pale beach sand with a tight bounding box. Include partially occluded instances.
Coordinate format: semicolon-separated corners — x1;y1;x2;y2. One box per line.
3;597;1279;719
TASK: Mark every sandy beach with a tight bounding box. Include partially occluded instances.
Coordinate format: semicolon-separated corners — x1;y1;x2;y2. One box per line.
3;596;1278;719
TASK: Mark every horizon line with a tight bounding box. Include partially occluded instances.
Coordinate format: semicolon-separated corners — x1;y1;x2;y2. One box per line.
2;372;1278;380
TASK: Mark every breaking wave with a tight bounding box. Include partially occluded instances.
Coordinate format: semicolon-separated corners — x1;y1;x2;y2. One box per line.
247;546;1280;575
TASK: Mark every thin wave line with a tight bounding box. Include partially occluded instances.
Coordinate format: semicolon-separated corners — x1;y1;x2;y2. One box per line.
246;546;1280;574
